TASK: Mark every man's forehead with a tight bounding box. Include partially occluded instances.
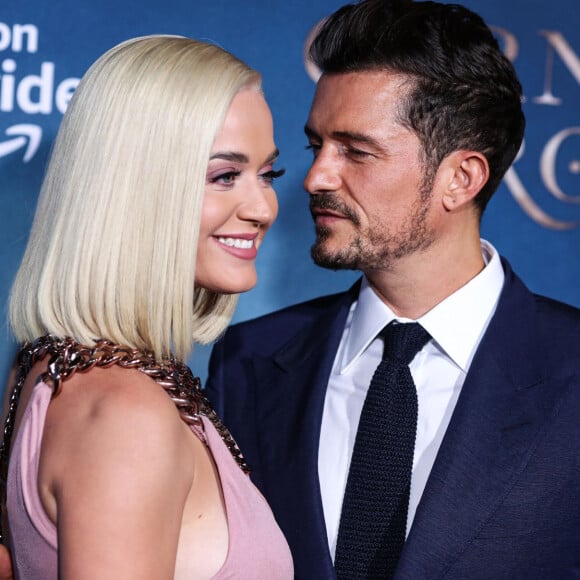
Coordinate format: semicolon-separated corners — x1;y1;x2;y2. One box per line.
310;71;409;111
306;72;410;136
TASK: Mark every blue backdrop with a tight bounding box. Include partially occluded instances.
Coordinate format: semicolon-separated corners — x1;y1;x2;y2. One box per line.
0;0;578;388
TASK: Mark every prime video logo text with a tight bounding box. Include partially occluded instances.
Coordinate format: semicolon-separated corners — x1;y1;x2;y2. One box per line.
0;22;80;163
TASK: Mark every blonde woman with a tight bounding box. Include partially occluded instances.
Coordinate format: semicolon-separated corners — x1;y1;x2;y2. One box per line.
0;36;292;579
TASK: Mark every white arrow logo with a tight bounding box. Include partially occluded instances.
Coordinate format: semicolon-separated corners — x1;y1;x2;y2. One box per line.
0;124;43;162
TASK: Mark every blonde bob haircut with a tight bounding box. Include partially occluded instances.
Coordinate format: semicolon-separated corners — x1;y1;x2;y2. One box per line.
9;35;262;361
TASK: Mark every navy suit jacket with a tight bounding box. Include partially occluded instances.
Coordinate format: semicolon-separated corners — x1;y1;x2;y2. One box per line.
206;260;580;579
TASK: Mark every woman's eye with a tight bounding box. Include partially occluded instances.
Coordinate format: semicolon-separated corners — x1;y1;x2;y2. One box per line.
260;168;286;185
209;170;241;185
305;143;321;157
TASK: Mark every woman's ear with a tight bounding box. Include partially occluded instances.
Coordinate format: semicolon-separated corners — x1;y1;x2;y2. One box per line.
440;150;489;211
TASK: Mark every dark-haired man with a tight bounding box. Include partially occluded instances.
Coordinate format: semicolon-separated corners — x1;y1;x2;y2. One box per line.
209;1;580;578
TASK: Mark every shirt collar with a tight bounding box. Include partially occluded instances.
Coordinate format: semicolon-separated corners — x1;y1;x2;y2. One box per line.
339;239;505;373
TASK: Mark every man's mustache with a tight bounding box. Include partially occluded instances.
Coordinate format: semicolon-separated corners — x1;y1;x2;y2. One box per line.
309;194;359;225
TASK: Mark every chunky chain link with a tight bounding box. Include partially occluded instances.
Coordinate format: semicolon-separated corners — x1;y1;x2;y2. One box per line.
0;335;249;543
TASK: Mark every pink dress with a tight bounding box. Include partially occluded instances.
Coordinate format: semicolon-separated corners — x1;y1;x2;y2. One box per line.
7;380;293;579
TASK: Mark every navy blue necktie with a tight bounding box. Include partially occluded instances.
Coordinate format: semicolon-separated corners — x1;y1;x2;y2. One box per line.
334;321;431;579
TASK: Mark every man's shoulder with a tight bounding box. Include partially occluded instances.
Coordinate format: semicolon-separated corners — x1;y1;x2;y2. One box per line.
502;257;580;333
533;292;580;319
531;292;580;340
503;276;580;361
207;287;356;391
228;288;352;339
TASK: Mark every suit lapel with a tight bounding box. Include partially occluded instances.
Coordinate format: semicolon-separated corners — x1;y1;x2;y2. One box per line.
251;282;360;577
397;264;564;578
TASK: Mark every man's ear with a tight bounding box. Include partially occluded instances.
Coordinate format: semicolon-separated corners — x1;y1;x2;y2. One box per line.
439;151;489;211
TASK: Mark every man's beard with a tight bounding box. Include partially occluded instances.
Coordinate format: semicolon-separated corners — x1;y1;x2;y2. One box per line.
309;190;434;272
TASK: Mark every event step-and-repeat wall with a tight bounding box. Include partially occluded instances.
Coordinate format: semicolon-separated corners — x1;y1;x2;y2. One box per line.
0;0;578;386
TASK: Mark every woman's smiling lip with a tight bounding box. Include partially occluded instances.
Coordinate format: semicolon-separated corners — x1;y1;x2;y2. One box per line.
213;232;260;260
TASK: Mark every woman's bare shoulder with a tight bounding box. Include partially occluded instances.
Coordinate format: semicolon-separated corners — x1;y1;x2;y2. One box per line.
37;366;202;578
40;364;195;490
48;365;182;428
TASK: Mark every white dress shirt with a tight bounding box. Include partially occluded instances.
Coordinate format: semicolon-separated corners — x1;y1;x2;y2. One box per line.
318;240;505;558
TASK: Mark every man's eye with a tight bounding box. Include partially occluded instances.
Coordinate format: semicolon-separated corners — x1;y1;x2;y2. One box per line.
347;147;370;158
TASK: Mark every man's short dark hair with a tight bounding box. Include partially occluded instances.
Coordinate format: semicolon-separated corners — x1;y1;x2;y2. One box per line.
310;0;526;214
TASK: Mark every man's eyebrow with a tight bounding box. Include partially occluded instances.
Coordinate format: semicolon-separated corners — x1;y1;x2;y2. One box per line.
332;131;382;149
304;126;383;150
